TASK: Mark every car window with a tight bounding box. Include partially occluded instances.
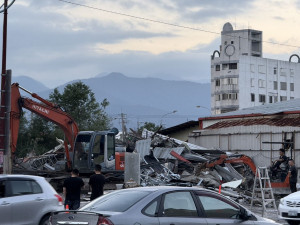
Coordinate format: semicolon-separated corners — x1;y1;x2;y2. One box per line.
143;199;159;216
162;191;198;217
197;195;240;219
10;180;32;196
31;181;43;194
0;180;6;198
8;180;42;196
82;190;151;212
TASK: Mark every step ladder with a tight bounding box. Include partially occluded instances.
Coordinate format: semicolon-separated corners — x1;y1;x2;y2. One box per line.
250;166;277;217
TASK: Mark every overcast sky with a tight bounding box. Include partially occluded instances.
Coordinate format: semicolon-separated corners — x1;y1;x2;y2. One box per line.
1;0;300;88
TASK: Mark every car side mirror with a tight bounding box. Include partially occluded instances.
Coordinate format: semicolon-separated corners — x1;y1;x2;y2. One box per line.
239;207;251;220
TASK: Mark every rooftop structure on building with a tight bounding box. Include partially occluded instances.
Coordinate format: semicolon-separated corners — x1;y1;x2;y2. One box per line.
211;22;300;115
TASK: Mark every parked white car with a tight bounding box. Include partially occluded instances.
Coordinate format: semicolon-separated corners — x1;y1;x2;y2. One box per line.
0;174;64;225
279;191;300;225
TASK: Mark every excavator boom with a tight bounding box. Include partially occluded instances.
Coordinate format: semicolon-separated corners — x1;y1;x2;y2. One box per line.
10;83;79;168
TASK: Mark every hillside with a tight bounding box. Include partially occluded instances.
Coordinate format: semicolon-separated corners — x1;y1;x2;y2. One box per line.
13;73;211;129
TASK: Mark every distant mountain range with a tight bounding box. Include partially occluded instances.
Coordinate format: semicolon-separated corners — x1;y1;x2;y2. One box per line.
12;72;211;130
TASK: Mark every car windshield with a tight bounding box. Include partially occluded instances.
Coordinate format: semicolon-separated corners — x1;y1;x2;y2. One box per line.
81;190;151;212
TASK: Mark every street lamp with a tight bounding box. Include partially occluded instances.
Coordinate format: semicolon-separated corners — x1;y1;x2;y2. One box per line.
160;110;177;125
196;105;211;114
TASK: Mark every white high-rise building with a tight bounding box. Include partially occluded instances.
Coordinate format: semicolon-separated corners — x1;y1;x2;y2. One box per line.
211;22;300;115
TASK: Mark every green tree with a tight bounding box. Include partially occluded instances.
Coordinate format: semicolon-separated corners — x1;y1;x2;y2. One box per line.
49;81;111;131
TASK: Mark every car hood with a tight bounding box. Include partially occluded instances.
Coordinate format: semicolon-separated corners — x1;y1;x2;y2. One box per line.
283;191;300;200
254;214;281;224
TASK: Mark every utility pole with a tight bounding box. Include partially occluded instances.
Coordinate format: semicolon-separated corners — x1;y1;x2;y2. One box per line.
0;0;11;174
120;113;127;142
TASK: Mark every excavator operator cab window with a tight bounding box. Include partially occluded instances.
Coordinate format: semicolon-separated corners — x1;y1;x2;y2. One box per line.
107;133;115;161
73;134;91;170
92;135;105;165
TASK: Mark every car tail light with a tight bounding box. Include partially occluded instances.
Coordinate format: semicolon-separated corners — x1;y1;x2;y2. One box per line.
55;194;63;206
97;217;114;225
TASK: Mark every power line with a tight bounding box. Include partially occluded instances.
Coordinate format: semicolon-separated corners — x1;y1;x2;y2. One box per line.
57;0;300;49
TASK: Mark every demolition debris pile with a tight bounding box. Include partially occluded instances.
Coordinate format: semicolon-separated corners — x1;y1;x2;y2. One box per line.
12;129;256;195
133;129;255;193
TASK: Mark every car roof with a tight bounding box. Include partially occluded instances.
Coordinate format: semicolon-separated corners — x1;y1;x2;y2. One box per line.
120;186;212;193
0;174;45;180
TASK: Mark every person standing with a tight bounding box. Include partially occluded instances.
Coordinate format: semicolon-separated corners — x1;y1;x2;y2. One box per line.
288;159;298;193
63;168;84;210
89;164;106;201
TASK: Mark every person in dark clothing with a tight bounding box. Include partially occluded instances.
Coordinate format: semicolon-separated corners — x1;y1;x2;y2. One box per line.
271;148;288;177
63;168;84;210
89;164;106;201
288;159;298;193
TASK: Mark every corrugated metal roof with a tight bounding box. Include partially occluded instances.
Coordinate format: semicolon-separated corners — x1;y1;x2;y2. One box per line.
207;98;300;119
205;115;300;129
153;147;185;160
142;129;207;150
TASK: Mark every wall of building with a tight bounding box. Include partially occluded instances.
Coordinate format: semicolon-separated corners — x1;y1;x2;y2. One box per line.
189;125;300;167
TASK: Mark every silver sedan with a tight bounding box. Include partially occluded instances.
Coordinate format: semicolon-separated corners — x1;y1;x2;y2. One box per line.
50;186;280;225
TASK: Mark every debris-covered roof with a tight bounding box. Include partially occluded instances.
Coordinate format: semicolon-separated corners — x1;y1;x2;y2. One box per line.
205;114;300;129
200;98;300;121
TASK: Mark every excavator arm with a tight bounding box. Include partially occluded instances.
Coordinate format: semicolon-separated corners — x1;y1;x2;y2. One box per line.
10;83;79;169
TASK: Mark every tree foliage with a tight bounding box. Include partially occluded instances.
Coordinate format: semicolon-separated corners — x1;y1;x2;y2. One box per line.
49;81;111;131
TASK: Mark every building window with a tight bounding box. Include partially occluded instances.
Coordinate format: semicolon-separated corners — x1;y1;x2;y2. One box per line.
280;82;287;90
224;41;227;45
269;96;273;103
251;78;255;87
229;63;237;70
273;81;278;90
228;93;238;100
280;96;287;101
258;79;265;88
258;65;266;74
250;64;255;73
290;83;294;91
222;93;238;100
222;93;228;100
259;94;266;103
273;67;277;75
222;64;228;70
291;97;294;100
231;41;234;44
215;79;220;87
215;65;220;71
251;93;255;102
280;68;286;76
274;96;278;103
290;69;294;76
215;95;221;101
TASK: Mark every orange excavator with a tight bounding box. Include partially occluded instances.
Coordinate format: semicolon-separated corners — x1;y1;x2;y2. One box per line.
11;83;79;169
10;83;125;174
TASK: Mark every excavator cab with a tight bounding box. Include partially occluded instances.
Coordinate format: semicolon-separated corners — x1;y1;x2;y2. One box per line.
72;131;116;173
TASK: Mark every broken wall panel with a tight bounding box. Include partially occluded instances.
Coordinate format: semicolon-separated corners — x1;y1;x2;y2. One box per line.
153;147;185;160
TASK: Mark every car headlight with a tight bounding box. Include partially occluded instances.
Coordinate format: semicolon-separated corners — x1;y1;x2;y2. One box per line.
280;198;285;205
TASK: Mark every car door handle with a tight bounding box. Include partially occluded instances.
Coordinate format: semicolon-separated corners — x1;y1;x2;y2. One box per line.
35;197;45;201
1;201;10;205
